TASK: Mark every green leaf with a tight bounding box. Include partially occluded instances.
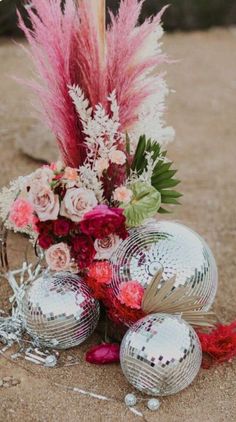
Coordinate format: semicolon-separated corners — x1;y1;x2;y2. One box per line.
161;197;181;205
152;169;177;184
131;135;146;172
153;162;172;176
153;179;181;189
159;190;183;198
123;182;161;227
131;135;182;213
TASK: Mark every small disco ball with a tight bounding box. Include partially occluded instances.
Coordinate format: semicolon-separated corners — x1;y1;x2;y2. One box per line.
21;272;100;349
120;313;202;396
110;221;218;314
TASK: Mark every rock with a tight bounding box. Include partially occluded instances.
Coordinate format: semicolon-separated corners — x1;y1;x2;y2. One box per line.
12;379;20;386
3;376;12;382
14;120;58;163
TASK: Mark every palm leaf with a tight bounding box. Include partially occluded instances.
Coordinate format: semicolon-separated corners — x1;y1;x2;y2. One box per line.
131;135;182;213
142;270;217;328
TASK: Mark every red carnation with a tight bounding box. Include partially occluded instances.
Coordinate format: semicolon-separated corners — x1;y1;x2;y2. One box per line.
198;322;236;368
71;234;96;269
80;205;128;239
38;233;54;249
53;218;71;237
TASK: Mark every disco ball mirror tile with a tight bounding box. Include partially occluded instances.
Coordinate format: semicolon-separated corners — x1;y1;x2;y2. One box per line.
120;313;202;396
21;272;100;349
110;221;218;312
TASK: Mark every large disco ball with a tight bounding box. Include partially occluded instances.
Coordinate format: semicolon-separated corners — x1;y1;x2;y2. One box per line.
21;272;100;349
120;313;202;396
110;221;217;313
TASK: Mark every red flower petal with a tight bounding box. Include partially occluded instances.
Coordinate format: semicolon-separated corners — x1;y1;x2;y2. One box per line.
85;343;120;365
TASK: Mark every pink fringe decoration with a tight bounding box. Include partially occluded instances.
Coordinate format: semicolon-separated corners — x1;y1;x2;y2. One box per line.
18;0;167;166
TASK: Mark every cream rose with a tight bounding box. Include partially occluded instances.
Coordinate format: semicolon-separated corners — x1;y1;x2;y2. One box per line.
94;234;122;260
28;181;59;221
60;187;98;222
45;243;71;272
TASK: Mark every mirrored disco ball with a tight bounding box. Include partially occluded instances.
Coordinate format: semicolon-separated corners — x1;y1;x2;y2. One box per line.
21;272;100;349
110;221;217;313
120;313;202;396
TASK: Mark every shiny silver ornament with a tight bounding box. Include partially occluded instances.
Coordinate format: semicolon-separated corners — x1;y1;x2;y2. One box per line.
124;393;137;407
147;398;161;411
120;313;202;396
21;272;100;350
110;221;217;315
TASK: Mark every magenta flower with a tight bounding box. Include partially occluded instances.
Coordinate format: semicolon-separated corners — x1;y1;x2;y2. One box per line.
86;343;120;365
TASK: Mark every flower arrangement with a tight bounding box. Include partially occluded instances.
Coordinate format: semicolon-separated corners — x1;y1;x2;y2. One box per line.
0;0;182;325
0;3;235;403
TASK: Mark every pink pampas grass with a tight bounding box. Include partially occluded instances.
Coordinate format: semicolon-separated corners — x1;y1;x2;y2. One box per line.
18;0;169;166
18;0;106;167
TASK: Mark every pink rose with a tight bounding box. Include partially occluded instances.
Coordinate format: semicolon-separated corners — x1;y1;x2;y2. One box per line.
94;234;122;260
45;242;71;272
118;281;145;309
29;167;54;186
60;187;97;222
9;198;34;228
28;181;59;221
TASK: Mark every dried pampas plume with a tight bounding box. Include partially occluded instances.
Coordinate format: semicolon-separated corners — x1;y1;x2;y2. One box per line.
142;270;217;328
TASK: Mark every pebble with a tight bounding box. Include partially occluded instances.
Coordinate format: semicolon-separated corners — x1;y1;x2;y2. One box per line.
0;377;21;388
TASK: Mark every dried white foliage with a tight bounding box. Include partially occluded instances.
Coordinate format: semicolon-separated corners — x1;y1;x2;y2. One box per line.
69;85;121;164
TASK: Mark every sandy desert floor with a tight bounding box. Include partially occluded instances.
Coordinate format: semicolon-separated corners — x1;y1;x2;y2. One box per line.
0;28;236;422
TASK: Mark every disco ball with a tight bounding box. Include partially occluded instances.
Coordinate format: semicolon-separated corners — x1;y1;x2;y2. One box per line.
21;272;100;349
110;221;217;317
120;313;202;396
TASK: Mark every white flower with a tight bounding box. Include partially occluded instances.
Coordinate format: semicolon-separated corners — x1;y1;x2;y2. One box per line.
60;187;97;222
114;186;133;203
109;150;126;165
94;235;122;260
95;158;109;175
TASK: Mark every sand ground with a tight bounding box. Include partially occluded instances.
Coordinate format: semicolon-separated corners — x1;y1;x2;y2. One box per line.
0;28;236;422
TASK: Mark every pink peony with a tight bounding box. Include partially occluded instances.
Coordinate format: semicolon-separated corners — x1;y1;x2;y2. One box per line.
9;198;34;228
118;281;145;310
45;242;71;272
80;205;128;239
28;181;59;221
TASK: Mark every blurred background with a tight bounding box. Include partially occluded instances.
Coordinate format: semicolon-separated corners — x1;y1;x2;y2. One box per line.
1;0;236;36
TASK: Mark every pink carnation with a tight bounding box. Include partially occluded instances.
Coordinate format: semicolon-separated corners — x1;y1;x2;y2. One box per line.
9;198;34;228
118;281;145;310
